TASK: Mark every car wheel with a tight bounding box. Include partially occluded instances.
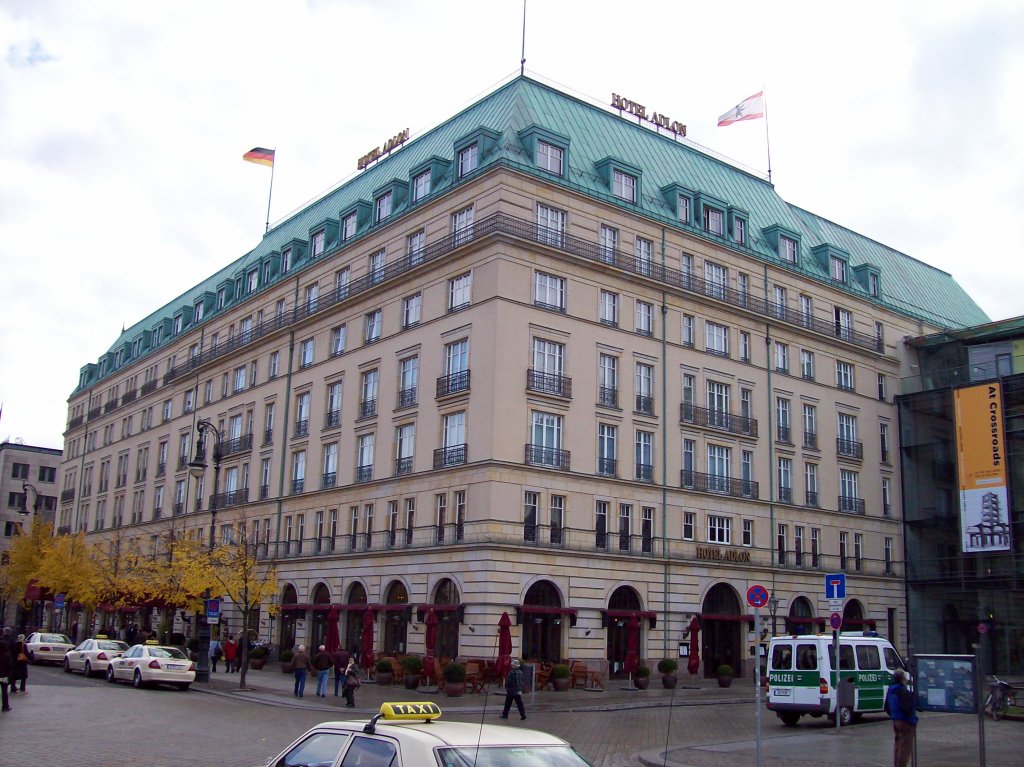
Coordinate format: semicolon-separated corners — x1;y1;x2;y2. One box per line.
780;712;801;727
133;669;144;689
177;683;190;691
84;661;93;677
837;705;853;726
106;665;116;683
28;651;37;664
64;657;72;673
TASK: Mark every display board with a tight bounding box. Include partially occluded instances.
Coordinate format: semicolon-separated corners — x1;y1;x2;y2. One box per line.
912;654;977;713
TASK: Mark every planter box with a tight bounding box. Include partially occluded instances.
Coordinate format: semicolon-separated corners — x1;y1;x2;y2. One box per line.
662;674;678;689
445;682;465;697
634;676;650;689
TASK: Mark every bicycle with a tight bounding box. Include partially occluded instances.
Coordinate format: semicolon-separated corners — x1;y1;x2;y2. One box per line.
985;675;1018;720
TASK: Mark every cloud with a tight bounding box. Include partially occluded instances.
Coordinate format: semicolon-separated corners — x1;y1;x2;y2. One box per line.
5;38;55;68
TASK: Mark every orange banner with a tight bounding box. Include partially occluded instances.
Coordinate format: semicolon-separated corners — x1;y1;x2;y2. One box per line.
954;383;1011;552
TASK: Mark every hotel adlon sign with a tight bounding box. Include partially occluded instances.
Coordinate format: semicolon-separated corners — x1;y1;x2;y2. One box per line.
611;93;686;136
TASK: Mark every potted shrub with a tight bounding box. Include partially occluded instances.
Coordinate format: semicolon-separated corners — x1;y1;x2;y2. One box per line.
279;649;295;674
248;646;268;670
551;663;571;691
634;665;651;690
375;659;394;686
401;655;424;689
716;664;734;688
658;659;678;689
443;662;466;697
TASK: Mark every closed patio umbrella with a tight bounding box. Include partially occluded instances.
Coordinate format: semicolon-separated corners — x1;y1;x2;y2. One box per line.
360;608;375;670
623;613;640;676
496;611;513;679
687;616;701;676
423;607;437;684
325;607;340;653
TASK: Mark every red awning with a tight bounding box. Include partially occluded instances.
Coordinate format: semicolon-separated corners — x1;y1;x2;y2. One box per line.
280;603;313;612
24;580;53;602
515;605;578;627
602;609;658;629
699;612;754;623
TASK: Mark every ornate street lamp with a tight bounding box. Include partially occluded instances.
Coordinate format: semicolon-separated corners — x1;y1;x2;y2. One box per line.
187;419;223;683
20;482;40;516
767;595;780;638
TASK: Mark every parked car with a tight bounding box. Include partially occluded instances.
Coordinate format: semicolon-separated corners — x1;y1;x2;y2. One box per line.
106;642;196;690
64;637;130;676
25;632;75;665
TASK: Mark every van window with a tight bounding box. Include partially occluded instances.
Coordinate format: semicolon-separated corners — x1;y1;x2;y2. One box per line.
856;645;881;670
883;647;903;671
828;644;856;670
771;644;793;670
796;644;817;670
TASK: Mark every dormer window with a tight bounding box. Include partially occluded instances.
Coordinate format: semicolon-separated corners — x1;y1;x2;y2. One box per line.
282;247;293;273
343;212;358;240
679;195;691;224
869;273;880;297
173;315;183;334
375;192;392;223
412;170;431;202
830;256;847;283
735;218;747;246
311;230;325;258
132;338;141;357
458;143;478;178
613;170;636;202
247;270;258;292
537;140;563;175
262;262;272;283
780;236;797;263
194;300;205;321
704;207;724;236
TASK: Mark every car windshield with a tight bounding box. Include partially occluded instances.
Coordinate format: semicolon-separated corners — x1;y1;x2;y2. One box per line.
148;647;187;659
98;641;128;651
437;746;593;767
39;634;71;644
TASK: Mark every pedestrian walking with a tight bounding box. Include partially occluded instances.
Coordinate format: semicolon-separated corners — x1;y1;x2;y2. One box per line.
222;636;237;673
0;627;14;712
291;644;310;697
11;634;28;694
500;658;527;720
886;668;918;767
331;646;352;697
208;637;222;673
342;657;360;707
312;644;333;697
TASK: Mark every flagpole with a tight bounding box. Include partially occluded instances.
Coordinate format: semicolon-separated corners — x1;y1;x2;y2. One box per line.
520;0;527;76
763;89;773;184
264;148;276;234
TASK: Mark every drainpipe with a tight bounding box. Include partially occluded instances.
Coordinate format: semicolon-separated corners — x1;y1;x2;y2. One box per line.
72;386;93;535
763;266;777;586
660;227;670;661
273;277;301;558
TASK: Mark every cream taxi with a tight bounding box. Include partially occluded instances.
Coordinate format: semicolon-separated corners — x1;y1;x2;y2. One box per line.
258;702;593;767
25;632;75;665
106;642;195;690
63;636;130;676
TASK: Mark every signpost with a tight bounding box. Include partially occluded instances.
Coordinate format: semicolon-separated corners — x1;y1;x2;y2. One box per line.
830;612;843;631
825;574;846;732
747;584;769;767
205;598;220;624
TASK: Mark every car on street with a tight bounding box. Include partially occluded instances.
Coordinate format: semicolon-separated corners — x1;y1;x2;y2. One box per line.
25;632;76;664
257;701;594;767
106;642;196;690
63;637;130;677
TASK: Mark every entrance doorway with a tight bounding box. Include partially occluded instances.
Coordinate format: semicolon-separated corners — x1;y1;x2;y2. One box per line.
606;586;641;677
522;580;563;661
344;582;367;653
701;583;743;678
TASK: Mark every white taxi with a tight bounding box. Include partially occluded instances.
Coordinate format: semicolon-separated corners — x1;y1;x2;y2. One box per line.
257;702;594;767
25;632;75;664
63;637;130;676
106;642;195;690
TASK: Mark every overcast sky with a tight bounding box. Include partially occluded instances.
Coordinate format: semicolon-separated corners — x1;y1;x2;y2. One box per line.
2;0;1022;450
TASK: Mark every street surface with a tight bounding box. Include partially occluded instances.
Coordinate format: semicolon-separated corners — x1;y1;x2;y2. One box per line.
4;664;1021;767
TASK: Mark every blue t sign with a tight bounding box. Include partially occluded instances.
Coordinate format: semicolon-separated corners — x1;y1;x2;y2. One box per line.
825;573;846;600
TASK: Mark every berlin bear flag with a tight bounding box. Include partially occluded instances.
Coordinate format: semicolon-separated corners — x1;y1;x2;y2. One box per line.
718;92;765;126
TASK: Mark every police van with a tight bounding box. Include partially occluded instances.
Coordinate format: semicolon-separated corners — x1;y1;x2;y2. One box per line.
766;632;907;726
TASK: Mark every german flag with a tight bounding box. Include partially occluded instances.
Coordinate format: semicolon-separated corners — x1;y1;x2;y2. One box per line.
243;147;275;167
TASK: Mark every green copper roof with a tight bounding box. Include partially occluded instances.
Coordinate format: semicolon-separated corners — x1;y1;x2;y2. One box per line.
82;76;988;389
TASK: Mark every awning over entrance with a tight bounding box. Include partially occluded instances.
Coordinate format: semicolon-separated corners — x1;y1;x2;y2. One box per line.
516;605;577;626
416;603;466;623
601;609;657;629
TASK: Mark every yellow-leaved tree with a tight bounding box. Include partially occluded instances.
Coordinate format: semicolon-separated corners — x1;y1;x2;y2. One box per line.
33;530;94;635
4;516;54;626
133;528;213;643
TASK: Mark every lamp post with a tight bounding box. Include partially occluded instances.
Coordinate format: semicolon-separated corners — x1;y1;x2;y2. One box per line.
767;595;780;638
188;419;223;683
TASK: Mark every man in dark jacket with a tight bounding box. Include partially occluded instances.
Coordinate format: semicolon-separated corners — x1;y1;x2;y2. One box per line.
886;668;917;767
500;658;526;720
332;647;352;697
291;644;310;697
0;627;14;711
312;645;334;697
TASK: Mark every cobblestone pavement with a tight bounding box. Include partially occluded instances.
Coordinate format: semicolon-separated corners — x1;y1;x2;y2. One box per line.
6;664;1021;767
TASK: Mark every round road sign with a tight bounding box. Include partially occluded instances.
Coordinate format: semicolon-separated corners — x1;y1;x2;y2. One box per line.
746;584;769;609
830;612;843;631
978;623;988;635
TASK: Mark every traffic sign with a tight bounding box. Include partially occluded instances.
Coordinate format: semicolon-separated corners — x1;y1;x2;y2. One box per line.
54;593;66;611
978;623;988;635
824;573;846;600
830;612;843;631
828;598;844;613
205;598;220;623
747;584;769;608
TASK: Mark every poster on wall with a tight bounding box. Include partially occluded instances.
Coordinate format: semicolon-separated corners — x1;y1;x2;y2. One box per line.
954;383;1012;553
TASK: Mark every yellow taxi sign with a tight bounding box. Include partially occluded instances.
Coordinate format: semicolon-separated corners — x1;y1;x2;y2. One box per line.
144;639;160;644
96;634;109;639
379;702;442;720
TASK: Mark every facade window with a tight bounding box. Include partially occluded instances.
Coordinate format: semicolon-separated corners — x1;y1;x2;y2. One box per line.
364;309;382;344
707;380;730;426
300;338;314;367
800;349;815;380
311;230;325;258
335;267;351;298
773;285;787;318
803;404;817;449
375;191;392;222
452;206;474;245
830;256;847;282
880;422;890;463
369;250;386;283
840;469;860;513
398;356;419;409
536;140;563;175
269;351;280;379
407;230;425;265
706;443;731;491
357;434;375;481
597;423;617;476
322;443;338;488
635;430;653;482
682;314;695;347
618;503;632;550
854;533;863;572
342;212;357;240
402;293;422;328
800;294;813;326
678;194;691;224
325;382;343;428
291;450;306;493
595;500;608;550
885;537;893;574
534;271;566;311
549;495;563;544
598;354;618;408
705;321;729;356
682;438;695;486
195;299;206;321
359;369;380;419
612;169;636;202
742;519;753;547
523;491;539;542
530;410;564;467
877;373;887;401
216;288;226;309
780;235;797;263
635;362;654;415
635;300;653;336
836;361;855;391
840;531;849;570
835;307;853;340
599;290;619;326
739;331;751;363
412;170;431;202
882;477;892;517
331;324;347;357
737;272;749;305
707;515;731;544
774;342;789;373
805;463;819;507
599;224;618;263
777;457;792;503
683;511;695;540
777;524;788;566
233;365;247;393
634;237;652;275
811;527;821;567
282;248;293;274
448;272;472;311
704;206;724;235
870;273;880;297
536;204;566;247
458;143;478;177
776;397;791;442
705;261;728;300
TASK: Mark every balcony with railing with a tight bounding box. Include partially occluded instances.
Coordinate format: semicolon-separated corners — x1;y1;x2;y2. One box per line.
290;478;304;495
121;389;137;406
156;462;166;478
173;502;184;516
679;403;758;437
104;400;118;414
597;387;618;408
68;415;85;429
635;395;654;416
597;457;617;477
395;456;413;476
805;490;819;507
140;380;158;396
433;444;467;469
212;488;248;509
60;488;75;503
88;406;102;420
219;433;253;457
836;438;863;460
397;387;417;409
263;428;274;446
803;432;818;450
260;484;270;500
324;410;341;429
524;444;571;471
321;472;337;489
359;399;377;419
777;486;793;504
635;463;653;482
526;369;572;399
293;419;309;438
680;470;759;499
839;496;866;514
436;370;470;398
776;425;792;444
356;465;373;483
177;455;189;471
